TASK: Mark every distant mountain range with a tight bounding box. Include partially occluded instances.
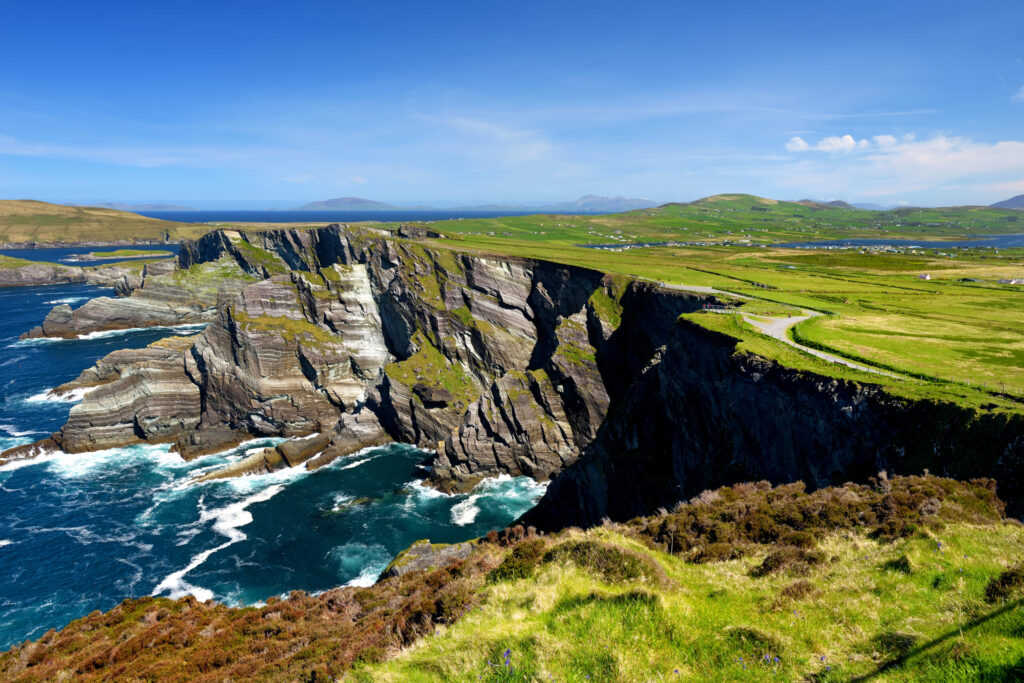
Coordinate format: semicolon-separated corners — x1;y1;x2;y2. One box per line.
77;203;197;212
292;195;659;213
992;194;1024;210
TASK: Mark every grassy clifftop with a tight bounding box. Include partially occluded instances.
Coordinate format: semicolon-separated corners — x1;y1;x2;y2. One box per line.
3;475;1021;681
0;200;203;244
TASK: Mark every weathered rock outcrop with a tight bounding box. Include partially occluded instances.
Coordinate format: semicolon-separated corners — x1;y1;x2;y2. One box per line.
522;317;1024;528
11;224;697;484
0;259;148;290
0;262;86;287
22;257;252;339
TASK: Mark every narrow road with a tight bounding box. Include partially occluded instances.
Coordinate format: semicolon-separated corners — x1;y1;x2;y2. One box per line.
644;277;900;378
742;313;899;377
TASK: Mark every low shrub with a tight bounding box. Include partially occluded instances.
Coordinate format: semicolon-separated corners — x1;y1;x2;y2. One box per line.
780;580;816;600
881;555;913;574
750;547;824;578
627;475;1005;564
984;564;1024;603
542;540;665;584
487;539;547;583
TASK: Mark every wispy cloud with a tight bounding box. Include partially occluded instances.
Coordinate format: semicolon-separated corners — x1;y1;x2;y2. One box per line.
1014;86;1024;102
777;132;1024;202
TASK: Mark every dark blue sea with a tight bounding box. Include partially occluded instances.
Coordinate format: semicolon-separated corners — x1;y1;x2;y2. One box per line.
136;209;546;224
0;280;544;649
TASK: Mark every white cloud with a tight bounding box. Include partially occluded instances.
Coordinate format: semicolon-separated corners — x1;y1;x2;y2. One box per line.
786;133;870;153
1014;86;1024;102
785;136;810;151
775;132;1024;202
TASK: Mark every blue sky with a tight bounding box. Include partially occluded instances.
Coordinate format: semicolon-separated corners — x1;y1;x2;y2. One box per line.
1;0;1022;207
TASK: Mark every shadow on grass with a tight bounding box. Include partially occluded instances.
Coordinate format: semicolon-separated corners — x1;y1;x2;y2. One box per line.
843;598;1023;682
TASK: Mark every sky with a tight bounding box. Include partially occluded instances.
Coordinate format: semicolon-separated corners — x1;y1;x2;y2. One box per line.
0;0;1022;208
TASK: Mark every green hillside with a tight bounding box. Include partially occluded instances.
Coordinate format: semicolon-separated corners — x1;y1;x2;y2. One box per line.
0;200;203;244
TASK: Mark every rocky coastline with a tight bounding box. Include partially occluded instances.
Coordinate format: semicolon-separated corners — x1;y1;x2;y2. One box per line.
3;223;1023;522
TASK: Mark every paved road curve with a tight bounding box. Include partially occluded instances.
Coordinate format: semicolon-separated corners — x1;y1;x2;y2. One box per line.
647;278;900;378
741;313;899;377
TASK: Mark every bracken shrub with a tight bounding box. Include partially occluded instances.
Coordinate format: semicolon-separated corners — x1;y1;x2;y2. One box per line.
487;539;547;583
750;547;825;578
881;555;914;574
0;549;497;682
691;542;745;564
627;475;1004;564
984;564;1024;603
780;579;816;600
542;540;665;584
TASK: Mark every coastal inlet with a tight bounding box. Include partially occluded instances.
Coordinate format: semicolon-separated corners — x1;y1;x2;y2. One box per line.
0;278;545;650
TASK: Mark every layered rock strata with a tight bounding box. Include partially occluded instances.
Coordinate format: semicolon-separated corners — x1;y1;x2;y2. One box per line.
22;257;253;339
7;223;1022;522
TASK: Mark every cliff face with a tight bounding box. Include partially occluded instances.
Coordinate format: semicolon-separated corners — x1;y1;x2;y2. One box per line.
522;318;1024;527
7;224;1023;519
13;225;707;484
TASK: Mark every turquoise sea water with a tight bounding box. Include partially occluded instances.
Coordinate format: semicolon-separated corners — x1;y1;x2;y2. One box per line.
0;281;544;649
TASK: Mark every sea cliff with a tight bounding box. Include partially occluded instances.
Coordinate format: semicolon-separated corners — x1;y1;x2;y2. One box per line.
4;224;1023;519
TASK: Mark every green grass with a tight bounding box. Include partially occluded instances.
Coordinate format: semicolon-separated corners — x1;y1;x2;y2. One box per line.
87;248;173;258
683;312;1024;412
356;522;1024;682
384;331;481;411
0;254;48;270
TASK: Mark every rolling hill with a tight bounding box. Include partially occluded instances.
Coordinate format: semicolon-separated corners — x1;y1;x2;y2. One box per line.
0;200;202;245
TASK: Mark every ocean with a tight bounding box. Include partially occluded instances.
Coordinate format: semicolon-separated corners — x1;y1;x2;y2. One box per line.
136;209;548;224
0;278;545;649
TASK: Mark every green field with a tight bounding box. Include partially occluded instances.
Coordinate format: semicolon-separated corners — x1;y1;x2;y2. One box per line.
86;248;173;258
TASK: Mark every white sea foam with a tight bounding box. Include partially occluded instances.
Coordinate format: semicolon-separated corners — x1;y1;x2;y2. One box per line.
0;540;13;547
0;446;62;473
0;354;28;367
450;494;481;526
44;297;87;305
24;386;97;404
337;457;371;470
0;424;41;438
329;542;389;587
45;443;171;479
344;566;381;587
76;323;207;340
152;482;287;601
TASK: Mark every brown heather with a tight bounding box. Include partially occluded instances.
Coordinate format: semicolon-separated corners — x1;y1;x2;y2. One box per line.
0;475;1007;681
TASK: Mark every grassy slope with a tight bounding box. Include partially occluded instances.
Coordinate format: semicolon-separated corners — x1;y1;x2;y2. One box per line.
4;476;1021;682
365;525;1024;682
0;200;202;244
